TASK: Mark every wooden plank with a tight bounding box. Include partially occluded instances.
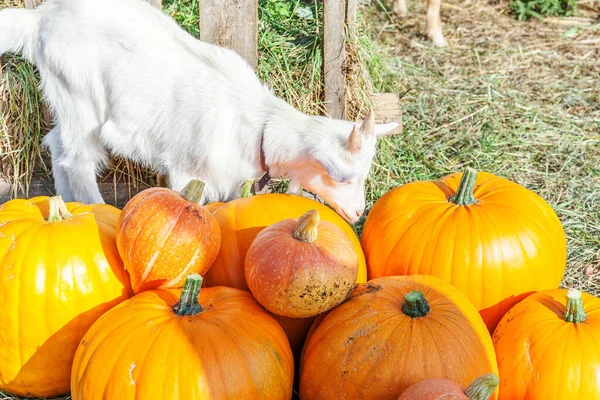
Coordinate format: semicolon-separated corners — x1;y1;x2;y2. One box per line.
24;0;40;9
346;0;359;41
369;92;403;134
199;0;258;69
323;0;346;120
0;176;149;209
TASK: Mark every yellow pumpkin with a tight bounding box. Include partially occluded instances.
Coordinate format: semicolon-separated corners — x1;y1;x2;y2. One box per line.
0;196;132;397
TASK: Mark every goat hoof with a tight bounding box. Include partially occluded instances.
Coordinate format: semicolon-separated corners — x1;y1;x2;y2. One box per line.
427;31;448;47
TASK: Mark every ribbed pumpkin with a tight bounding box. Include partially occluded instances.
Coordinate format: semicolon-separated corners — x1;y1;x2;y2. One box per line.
398;374;499;400
245;209;358;318
299;275;499;400
492;288;600;399
205;201;225;213
203;192;366;291
0;196;132;398
116;180;221;293
71;274;294;399
361;168;566;332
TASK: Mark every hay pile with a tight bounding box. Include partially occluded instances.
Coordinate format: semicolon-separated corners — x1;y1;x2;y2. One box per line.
0;0;378;201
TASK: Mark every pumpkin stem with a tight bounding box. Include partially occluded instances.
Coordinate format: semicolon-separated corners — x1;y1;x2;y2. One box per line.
241;180;254;198
180;180;206;203
173;274;203;316
449;167;478;206
564;288;587;323
293;209;320;243
465;373;499;400
47;196;73;222
402;291;430;318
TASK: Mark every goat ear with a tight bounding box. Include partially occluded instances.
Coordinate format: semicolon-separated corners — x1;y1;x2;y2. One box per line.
345;125;362;153
374;121;401;136
360;110;375;136
312;149;357;183
360;109;402;136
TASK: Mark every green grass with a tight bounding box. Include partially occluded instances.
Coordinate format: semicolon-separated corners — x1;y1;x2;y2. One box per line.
510;0;579;21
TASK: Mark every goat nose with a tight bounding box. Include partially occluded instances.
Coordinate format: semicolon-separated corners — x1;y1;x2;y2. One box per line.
356;209;364;218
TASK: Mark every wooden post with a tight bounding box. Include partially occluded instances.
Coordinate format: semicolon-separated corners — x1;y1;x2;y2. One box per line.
24;0;40;9
323;0;347;120
346;0;358;41
147;0;162;8
199;0;259;69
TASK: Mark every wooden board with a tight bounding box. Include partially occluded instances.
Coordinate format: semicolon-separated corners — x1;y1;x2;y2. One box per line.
24;0;40;9
0;176;149;209
323;0;347;120
369;92;403;133
199;0;258;69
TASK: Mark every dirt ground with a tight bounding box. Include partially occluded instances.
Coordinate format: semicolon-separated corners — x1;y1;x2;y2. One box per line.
363;0;599;296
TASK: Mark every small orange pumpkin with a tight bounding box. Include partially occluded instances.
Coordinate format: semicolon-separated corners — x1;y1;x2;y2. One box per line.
0;196;132;398
361;168;566;332
397;373;499;400
116;180;221;293
492;288;600;399
70;274;294;399
245;209;358;318
299;275;499;400
204;192;366;291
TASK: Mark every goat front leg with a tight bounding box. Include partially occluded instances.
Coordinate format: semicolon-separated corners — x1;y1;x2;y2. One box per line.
392;0;408;17
42;126;74;201
426;0;447;47
55;134;106;204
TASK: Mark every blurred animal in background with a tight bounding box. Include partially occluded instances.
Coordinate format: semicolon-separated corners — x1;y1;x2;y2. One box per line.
393;0;447;46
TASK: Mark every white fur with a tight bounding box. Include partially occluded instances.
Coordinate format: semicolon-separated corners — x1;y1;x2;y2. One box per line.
0;0;399;223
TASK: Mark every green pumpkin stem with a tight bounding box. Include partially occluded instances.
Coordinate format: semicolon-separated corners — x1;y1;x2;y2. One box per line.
241;180;254;198
564;288;587;323
449;167;478;206
465;373;499;400
402;291;431;318
173;274;203;316
47;196;73;222
293;209;320;243
180;180;206;203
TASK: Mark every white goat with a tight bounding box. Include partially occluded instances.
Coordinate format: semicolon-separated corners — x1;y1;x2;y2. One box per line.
0;0;399;223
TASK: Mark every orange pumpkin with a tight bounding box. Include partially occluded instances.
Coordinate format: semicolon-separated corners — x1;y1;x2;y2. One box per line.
492;288;600;399
361;168;566;332
398;374;499;400
299;275;499;400
204;193;366;291
71;274;294;399
0;196;132;398
245;209;358;318
273;314;317;360
116;180;221;293
205;201;225;213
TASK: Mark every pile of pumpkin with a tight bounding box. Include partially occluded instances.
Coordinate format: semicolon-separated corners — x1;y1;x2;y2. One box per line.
0;168;598;399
